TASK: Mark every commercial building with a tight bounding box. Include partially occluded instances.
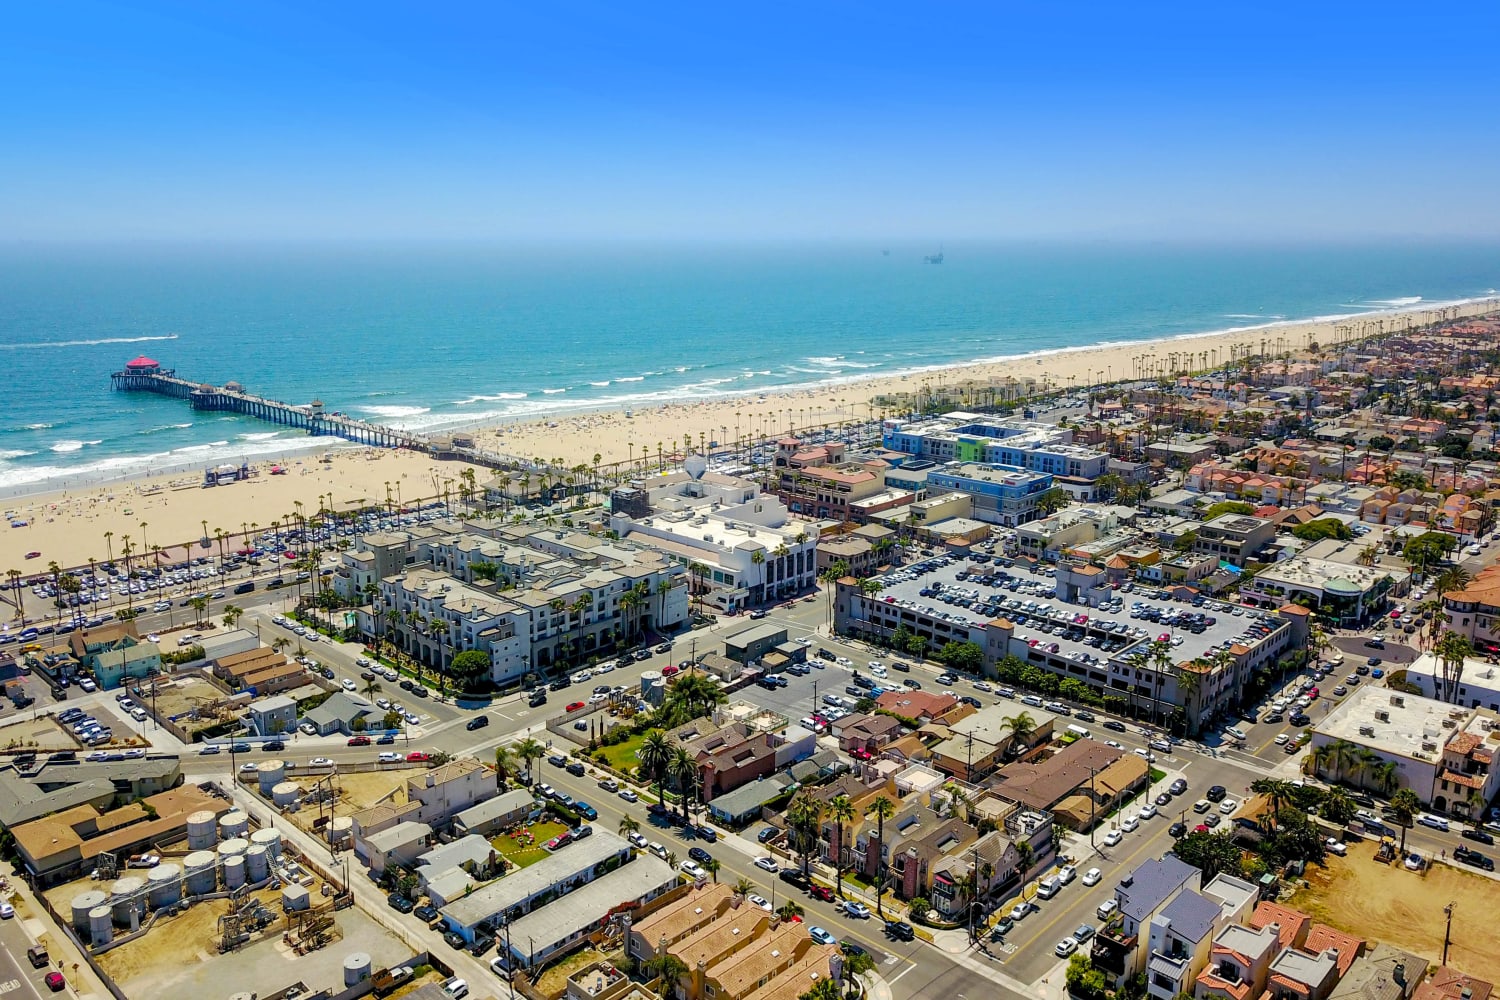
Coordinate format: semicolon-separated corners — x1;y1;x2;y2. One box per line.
1241;546;1401;627
925;462;1056;527
772;438;888;521
1309;687;1500;813
609;465;817;613
834;563;1304;734
1399;652;1500;711
0;756;183;829
882;415;1109;481
1192;514;1277;569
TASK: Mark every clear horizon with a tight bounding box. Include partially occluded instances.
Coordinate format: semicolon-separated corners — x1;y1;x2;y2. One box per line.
4;2;1499;241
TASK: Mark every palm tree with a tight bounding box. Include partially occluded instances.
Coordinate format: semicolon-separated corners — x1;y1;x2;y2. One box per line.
669;744;698;825
866;795;896;916
786;790;823;877
638;730;674;806
644;954;689;999
999;711;1037;755
704;858;721;883
733;876;755;897
1320;787;1358;825
1251;778;1296;829
1324;739;1361;783
1437;631;1473;703
514;737;546;782
493;746;516;788
775;899;803;922
1390;788;1422;853
829;793;855;898
618;815;641;839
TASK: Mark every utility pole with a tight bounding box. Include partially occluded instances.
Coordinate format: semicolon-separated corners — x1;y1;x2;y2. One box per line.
1443;901;1455;965
1089;765;1097;849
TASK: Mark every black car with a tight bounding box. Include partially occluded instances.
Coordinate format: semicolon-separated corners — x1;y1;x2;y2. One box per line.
1206;784;1228;802
960;696;983;708
758;826;780;843
550;677;571;691
466;715;491;731
891;661;911;672
1102;720;1127;733
528;692;548;707
230;742;251;753
688;847;714;864
884;920;915;941
779;869;811;890
443;929;467;950
840;941;868;958
387;894;415;913
413;904;439;923
263;740;285;752
1169;777;1189;795
902;678;922;689
696;825;718;842
1454;845;1495;871
1462;828;1495;846
1074;711;1096;723
566;761;587;777
376;734;396;745
1169;821;1187;838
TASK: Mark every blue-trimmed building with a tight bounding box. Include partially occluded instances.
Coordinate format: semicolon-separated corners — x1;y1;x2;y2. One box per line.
926;462;1055;526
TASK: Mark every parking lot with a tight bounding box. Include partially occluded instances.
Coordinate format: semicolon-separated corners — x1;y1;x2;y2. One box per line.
867;556;1292;687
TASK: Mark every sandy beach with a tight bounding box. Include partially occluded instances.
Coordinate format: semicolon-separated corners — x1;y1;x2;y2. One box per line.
2;296;1495;579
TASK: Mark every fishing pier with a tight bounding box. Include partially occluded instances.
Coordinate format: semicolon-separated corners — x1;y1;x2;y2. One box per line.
110;355;527;471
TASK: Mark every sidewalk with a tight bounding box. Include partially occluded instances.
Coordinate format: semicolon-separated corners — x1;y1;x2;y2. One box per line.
925;926;1065;1000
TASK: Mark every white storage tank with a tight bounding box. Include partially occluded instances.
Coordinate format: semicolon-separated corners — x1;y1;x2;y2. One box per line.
109;877;145;925
71;889;107;932
328;816;353;848
244;845;269;882
184;851;218;895
644;677;666;707
147;864;182;908
344;952;372;987
639;670;661;694
223;854;245;889
257;760;286;794
250;828;283;859
186;810;218;850
218;837;249;861
219;810;249;840
271;781;301;808
89;905;114;947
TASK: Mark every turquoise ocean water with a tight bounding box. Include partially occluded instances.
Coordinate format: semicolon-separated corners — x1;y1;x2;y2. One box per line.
0;241;1497;494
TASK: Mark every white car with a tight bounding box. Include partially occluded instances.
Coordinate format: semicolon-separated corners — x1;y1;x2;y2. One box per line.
618;788;639;803
836;658;853;667
628;832;648;849
680;860;705;879
442;978;468;1000
1055;936;1079;958
240;762;259;773
1219;798;1240;815
342;679;357;691
571;670;592;684
1138;803;1157;820
1103;829;1123;847
747;893;772;912
1009;901;1034;921
0;902;13;919
1081;867;1102;886
754;857;779;873
1120;815;1140;833
309;757;335;767
1057;864;1077;884
378;751;402;762
1325;837;1348;856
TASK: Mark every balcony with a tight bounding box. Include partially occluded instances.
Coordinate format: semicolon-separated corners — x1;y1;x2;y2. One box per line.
1091;922;1137;976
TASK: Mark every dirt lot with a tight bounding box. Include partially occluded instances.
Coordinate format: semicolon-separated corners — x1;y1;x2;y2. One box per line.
279;767;408;834
147;675;239;738
1289;839;1500;982
94;885;290;985
0;715;78;751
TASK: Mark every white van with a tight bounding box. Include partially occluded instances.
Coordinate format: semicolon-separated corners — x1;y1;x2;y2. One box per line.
1036;875;1061;899
1066;724;1093;740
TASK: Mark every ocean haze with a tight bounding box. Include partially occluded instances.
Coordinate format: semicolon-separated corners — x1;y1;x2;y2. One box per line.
0;240;1496;492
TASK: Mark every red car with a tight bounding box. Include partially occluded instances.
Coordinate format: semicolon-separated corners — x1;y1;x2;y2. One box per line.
347;736;371;746
809;885;834;902
566;701;586;712
45;973;65;992
25;551;41;560
406;751;430;762
661;665;679;677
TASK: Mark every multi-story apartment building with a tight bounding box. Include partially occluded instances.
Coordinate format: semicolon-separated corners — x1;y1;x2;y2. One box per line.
883;415;1108;481
343;524;689;684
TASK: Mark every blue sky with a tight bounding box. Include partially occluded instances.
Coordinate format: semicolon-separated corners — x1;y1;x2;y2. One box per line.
3;2;1498;240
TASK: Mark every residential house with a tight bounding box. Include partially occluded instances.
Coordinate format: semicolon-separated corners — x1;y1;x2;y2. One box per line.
359;820;432;874
927;829;1020;919
1145;876;1257;1000
831;712;904;753
875;689;961;724
1265;947;1342;1000
1326;945;1428;1000
1412;968;1492;1000
302;691;378;736
406;758;492;827
1092;855;1201;986
1195;922;1284;1000
452;789;540;837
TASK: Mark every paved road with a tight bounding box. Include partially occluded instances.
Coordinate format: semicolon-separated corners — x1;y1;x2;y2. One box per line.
0;913;57;1000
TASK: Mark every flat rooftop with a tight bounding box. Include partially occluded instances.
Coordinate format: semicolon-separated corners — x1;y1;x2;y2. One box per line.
865;560;1287;667
1316;686;1473;761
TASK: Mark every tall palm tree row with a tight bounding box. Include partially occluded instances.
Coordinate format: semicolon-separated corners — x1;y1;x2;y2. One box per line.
828;794;855;899
785;791;824;877
865;796;896;917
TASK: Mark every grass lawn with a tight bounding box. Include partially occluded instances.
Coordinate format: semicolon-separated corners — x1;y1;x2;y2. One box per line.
492;820;570;869
595;732;649;773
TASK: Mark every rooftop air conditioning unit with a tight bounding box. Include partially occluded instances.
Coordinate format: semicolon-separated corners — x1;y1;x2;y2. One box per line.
1359;725;1375;737
1442;719;1458;729
1422;740;1438;752
1375;710;1390;723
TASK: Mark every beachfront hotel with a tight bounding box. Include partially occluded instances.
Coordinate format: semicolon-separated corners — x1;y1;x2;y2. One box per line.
607;462;818;614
